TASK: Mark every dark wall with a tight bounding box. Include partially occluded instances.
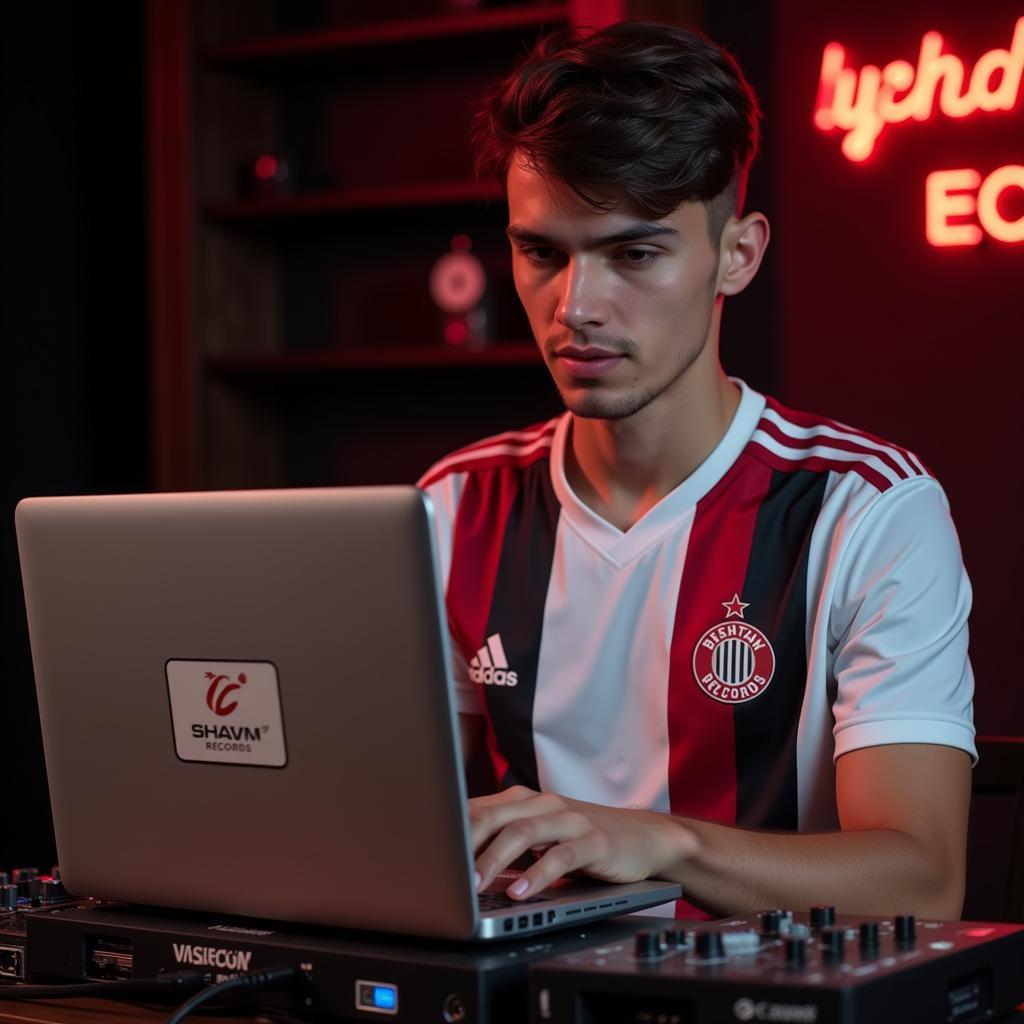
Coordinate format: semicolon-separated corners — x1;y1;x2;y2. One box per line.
1;2;148;867
772;0;1024;737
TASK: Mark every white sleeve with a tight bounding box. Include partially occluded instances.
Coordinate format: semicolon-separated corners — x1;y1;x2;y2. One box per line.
418;471;485;717
829;477;977;763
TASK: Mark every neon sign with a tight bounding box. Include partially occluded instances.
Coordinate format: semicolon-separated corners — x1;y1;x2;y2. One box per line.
814;18;1024;247
814;18;1024;162
926;166;1024;246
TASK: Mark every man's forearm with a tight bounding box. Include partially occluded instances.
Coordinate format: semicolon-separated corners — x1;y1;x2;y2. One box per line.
663;816;964;919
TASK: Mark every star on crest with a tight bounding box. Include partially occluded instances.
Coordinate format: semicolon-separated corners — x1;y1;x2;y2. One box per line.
722;593;749;619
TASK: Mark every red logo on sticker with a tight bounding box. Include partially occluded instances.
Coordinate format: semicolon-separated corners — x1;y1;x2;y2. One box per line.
205;672;247;716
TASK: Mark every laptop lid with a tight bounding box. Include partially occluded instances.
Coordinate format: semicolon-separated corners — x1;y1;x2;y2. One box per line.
16;487;679;940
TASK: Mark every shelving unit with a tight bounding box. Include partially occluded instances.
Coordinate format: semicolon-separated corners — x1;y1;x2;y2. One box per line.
147;0;698;491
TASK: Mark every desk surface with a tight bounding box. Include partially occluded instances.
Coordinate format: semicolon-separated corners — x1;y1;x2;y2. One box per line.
0;997;256;1023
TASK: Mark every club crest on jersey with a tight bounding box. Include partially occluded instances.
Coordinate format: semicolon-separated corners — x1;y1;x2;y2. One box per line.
692;594;776;705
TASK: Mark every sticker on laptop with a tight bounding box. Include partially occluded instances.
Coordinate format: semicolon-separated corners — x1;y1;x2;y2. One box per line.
166;660;287;767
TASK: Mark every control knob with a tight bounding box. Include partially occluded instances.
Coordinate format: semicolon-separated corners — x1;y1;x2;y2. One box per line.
820;927;845;960
16;877;40;900
0;885;18;910
810;905;836;928
894;914;916;943
785;935;807;967
633;931;660;959
694;930;725;960
39;878;67;903
859;921;880;951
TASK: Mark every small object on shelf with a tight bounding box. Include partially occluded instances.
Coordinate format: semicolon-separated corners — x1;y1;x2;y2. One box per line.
429;234;489;350
238;153;294;199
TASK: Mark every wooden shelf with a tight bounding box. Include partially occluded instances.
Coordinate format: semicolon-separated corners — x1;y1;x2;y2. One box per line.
204;180;506;224
208;343;542;374
203;4;569;66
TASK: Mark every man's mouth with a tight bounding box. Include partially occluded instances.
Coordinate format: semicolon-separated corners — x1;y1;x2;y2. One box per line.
553;345;627;378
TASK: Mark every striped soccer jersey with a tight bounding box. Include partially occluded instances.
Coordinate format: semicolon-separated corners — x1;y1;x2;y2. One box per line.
418;380;976;851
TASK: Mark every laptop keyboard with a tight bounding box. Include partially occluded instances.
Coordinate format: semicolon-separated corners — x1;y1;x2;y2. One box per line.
477;890;549;910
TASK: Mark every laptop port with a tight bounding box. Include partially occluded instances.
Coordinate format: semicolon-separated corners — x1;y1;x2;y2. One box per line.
503;918;514;933
532;913;543;927
85;936;133;980
0;945;24;980
517;916;528;929
547;911;556;923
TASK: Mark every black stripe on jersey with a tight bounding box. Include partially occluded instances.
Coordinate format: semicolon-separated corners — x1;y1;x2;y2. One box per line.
734;468;829;830
482;459;560;790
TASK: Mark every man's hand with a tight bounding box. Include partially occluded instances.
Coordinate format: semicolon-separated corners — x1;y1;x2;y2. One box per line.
469;786;699;899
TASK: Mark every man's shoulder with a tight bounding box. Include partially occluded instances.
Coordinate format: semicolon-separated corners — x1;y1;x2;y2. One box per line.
743;393;933;495
417;416;565;490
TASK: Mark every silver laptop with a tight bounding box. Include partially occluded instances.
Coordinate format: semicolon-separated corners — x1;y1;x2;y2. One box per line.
15;487;680;941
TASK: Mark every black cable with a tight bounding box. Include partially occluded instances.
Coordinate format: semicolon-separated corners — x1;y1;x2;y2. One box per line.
165;965;299;1024
0;969;211;1000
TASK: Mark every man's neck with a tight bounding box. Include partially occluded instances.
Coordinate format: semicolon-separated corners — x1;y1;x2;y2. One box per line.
565;368;742;532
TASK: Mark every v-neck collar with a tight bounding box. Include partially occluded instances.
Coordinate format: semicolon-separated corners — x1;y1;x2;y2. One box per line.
548;379;766;567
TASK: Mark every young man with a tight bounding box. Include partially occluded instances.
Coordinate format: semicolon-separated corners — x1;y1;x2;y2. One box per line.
418;22;975;919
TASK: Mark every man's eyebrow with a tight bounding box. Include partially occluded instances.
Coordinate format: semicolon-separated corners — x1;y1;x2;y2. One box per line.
505;223;680;247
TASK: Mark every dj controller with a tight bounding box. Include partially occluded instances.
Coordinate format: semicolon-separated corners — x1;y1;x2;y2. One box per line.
529;907;1024;1024
2;867;1023;1024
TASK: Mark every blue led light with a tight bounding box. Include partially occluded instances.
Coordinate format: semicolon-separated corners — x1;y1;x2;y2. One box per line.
373;987;396;1009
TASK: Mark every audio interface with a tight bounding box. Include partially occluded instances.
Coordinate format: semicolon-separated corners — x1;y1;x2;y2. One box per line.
24;900;663;1022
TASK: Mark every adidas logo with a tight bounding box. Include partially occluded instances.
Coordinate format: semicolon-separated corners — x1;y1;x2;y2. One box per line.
468;634;518;687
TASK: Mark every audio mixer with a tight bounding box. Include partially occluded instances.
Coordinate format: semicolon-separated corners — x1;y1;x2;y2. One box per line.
0;867;83;983
529;907;1024;1024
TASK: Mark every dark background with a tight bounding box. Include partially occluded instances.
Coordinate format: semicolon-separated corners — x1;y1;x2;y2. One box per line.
3;3;148;867
2;0;1021;910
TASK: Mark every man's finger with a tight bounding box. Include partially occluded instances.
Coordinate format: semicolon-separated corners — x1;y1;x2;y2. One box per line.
474;810;590;890
505;838;595;899
469;785;537;809
469;791;567;851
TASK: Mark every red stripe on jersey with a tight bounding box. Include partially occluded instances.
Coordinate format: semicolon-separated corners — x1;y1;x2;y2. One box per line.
747;441;892;493
755;417;909;480
765;397;927;476
446;468;520;782
417;430;556;489
667;455;774;916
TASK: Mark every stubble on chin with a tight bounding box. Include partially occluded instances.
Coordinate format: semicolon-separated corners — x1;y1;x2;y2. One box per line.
558;385;659;421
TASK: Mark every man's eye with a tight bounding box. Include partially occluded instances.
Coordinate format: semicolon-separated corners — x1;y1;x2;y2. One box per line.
618;249;659;266
521;246;558;263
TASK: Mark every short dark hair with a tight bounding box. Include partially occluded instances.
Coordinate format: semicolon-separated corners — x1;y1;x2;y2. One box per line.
472;21;761;242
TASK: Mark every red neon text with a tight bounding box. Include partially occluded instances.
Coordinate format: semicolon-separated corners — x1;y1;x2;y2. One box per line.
926;165;1024;246
814;17;1024;161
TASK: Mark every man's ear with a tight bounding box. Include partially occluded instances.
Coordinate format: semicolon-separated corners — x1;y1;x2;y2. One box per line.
716;211;770;297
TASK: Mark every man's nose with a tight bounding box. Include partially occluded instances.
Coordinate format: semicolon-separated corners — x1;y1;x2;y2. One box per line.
555;257;608;331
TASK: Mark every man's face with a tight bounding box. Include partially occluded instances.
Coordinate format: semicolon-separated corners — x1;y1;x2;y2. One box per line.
507;156;722;420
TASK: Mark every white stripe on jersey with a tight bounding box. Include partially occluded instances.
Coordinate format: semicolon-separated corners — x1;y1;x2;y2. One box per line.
531;513;694;814
748;427;905;489
422;424;558;483
762;406;925;478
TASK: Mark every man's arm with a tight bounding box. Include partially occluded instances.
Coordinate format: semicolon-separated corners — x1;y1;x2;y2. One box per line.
470;742;971;918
